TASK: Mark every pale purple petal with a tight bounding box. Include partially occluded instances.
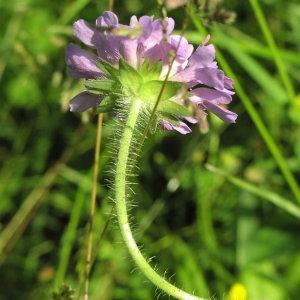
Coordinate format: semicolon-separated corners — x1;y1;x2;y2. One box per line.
70;91;104;112
184;117;198;124
96;11;119;27
138;17;175;49
172;67;225;89
129;16;139;27
143;41;168;64
224;77;234;90
66;44;104;79
192;68;226;89
119;38;139;68
160;120;192;134
169;35;194;62
192;88;232;104
137;16;154;36
151;17;174;35
189;44;217;68
161;35;193;76
73;20;97;48
202;100;238;123
166;18;175;34
198;68;225;89
171;68;197;87
95;35;121;64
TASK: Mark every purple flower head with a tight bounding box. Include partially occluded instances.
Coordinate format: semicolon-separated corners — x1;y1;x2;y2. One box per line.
66;11;237;133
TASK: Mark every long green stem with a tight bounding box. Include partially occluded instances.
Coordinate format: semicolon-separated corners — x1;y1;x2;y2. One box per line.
249;0;296;104
84;113;103;300
115;97;206;300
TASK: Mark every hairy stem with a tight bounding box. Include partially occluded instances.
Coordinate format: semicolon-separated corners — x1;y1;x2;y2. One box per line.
115;97;206;300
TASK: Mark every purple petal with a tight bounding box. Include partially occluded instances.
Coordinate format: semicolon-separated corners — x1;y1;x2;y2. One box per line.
166;18;175;34
138;17;175;49
172;67;225;89
66;44;104;79
150;17;174;35
184;116;199;124
73;20;97;48
224;77;234;90
119;38;139;67
169;35;193;61
129;16;139;27
171;68;197;87
194;68;225;90
164;35;193;75
143;41;168;65
137;16;154;36
192;88;232;104
160;120;192;134
189;44;217;68
202;100;238;123
70;91;104;112
95;35;121;64
96;11;119;27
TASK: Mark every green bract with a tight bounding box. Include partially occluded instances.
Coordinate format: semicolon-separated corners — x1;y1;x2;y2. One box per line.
85;58;193;125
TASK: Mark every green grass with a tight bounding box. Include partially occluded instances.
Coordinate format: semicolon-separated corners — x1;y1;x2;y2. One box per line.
1;0;300;299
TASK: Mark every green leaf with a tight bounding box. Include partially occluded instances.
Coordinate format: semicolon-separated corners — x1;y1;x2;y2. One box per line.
158;100;193;118
158;114;181;126
118;58;143;94
96;59;119;79
140;80;185;103
139;59;163;81
85;79;119;93
95;95;116;113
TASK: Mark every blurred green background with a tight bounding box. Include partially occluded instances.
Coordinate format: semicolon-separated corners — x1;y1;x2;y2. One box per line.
1;0;300;299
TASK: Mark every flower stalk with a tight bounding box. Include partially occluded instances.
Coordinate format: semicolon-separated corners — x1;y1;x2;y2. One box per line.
114;96;206;300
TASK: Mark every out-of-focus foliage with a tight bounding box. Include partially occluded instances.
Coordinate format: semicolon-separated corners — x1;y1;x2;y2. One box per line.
1;0;300;299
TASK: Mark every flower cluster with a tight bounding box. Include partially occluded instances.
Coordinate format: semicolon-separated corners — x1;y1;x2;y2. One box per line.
66;11;237;134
